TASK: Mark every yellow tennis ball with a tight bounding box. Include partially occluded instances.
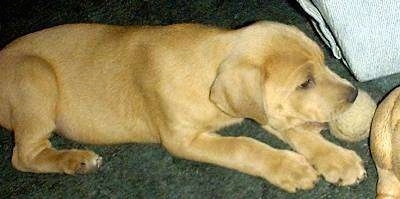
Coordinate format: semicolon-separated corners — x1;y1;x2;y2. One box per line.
329;90;377;142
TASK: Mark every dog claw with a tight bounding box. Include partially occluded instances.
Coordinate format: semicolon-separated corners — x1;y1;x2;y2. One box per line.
76;156;102;174
96;156;103;168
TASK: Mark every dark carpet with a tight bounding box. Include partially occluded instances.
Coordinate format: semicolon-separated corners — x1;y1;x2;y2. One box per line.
1;0;400;198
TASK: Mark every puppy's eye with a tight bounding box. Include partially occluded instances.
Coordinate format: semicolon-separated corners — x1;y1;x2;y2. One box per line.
298;78;314;90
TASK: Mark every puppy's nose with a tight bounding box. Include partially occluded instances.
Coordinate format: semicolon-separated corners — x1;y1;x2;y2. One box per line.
347;88;358;103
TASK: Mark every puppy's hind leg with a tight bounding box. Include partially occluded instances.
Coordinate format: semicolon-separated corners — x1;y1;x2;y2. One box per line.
10;56;101;174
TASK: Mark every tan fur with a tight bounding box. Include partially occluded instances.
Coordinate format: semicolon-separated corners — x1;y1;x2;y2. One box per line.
371;87;400;198
0;21;364;192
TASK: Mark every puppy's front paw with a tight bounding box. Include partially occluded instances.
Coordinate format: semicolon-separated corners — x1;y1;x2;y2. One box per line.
264;151;319;193
59;150;102;175
310;147;365;185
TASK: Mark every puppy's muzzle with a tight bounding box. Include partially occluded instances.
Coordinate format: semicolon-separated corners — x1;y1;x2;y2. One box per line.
347;88;358;103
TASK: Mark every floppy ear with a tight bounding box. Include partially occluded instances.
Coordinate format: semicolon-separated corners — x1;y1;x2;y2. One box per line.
210;58;268;124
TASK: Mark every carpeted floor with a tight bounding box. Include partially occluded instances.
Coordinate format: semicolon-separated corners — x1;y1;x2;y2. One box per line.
1;0;400;198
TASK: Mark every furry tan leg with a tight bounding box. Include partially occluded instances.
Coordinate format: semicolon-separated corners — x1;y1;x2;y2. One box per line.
10;56;101;174
278;124;366;185
376;167;400;199
370;87;400;199
162;132;319;192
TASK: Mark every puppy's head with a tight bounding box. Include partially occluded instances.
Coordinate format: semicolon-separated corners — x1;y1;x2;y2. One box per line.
210;22;357;130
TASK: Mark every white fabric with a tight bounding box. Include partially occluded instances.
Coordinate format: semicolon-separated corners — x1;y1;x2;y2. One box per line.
297;0;400;81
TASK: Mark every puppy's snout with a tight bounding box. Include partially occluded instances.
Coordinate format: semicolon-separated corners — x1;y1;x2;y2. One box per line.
347;88;358;103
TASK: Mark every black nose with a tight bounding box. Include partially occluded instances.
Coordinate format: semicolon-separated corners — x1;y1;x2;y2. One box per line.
347;88;358;103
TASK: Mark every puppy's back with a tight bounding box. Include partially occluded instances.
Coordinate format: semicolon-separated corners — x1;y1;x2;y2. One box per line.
0;23;227;142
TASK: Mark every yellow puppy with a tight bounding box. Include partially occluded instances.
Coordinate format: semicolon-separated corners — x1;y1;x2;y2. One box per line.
0;21;365;192
371;87;400;199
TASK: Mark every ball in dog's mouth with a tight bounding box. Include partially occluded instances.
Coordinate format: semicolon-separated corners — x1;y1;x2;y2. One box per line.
328;90;376;142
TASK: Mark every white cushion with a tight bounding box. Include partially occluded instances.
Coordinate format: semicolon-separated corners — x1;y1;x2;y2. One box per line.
297;0;400;81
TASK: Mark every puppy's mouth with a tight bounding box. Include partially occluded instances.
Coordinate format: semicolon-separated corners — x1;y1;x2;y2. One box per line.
305;121;329;130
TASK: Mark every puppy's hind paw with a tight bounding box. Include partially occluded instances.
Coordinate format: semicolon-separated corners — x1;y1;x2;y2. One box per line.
60;150;102;175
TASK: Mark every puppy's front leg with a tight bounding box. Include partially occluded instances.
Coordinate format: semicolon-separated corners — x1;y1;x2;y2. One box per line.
280;124;366;185
162;132;318;192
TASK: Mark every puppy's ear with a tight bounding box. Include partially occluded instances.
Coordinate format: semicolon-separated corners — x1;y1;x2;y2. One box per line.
210;58;268;124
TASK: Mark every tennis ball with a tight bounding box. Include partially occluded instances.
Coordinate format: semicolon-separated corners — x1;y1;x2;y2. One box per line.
329;90;376;142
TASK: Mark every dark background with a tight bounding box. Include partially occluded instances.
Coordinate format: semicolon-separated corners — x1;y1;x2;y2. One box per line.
1;0;400;198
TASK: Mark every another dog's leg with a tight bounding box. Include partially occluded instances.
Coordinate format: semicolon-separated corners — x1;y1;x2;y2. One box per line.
376;167;400;199
10;56;101;174
370;87;400;198
376;91;400;198
162;132;318;192
278;124;366;186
